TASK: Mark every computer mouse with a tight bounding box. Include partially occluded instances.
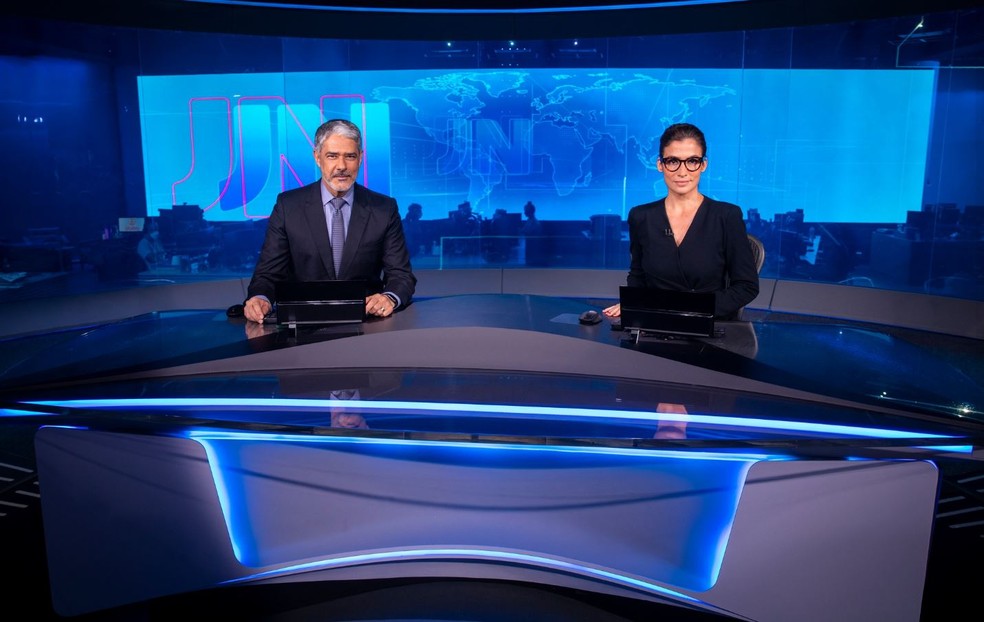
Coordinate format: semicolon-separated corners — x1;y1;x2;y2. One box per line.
226;303;245;318
579;309;602;325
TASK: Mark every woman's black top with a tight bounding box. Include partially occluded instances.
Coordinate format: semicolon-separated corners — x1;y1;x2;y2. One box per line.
626;196;760;320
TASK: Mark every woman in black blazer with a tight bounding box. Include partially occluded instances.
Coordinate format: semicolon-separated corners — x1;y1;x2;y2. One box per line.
604;123;759;320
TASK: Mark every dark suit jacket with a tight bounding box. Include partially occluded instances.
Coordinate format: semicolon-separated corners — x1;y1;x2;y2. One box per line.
247;181;416;306
626;197;759;320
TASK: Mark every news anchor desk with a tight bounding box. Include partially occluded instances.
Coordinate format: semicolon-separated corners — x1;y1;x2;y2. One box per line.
2;294;982;622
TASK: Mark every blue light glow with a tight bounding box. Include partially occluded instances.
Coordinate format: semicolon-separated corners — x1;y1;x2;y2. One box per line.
192;432;755;588
182;0;747;16
918;445;974;453
222;546;706;603
191;429;771;460
29;397;963;442
196;439;245;563
0;408;60;417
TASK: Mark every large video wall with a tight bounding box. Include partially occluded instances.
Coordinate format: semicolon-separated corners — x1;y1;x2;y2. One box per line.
138;68;933;225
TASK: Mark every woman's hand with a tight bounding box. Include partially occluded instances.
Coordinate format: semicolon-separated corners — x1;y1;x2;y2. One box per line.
244;296;272;323
602;303;621;318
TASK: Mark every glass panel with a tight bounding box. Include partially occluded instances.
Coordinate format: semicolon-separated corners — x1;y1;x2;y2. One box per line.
0;8;980;305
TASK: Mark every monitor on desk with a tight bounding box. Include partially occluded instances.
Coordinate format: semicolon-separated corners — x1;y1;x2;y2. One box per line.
275;280;366;327
118;217;145;234
619;286;716;338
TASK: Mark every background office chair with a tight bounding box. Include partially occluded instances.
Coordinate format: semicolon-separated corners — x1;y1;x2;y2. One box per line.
748;233;765;275
739;234;766;321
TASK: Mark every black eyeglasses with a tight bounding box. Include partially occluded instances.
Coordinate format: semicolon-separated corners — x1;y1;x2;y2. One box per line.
659;156;706;172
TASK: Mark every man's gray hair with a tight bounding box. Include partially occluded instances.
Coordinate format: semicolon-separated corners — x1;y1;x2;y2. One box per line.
314;119;363;152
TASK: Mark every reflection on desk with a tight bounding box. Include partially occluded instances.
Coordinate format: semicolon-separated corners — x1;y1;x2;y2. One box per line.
1;294;980;425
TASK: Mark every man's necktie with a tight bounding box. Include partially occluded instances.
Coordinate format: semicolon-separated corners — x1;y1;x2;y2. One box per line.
330;197;346;274
330;389;357;401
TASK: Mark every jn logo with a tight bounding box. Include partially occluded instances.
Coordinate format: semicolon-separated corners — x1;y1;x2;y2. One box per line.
164;96;532;220
168;96;380;219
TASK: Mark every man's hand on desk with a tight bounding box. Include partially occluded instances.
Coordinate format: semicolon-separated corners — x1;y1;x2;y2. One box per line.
244;296;272;323
365;293;396;318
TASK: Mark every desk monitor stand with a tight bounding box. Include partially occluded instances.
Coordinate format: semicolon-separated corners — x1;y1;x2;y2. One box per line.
275;280;367;333
625;326;726;345
285;322;363;343
618;286;717;339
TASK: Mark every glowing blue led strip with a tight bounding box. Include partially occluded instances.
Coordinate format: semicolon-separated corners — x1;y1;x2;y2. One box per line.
191;431;770;460
183;0;746;16
27;397;963;442
0;408;57;417
221;546;706;603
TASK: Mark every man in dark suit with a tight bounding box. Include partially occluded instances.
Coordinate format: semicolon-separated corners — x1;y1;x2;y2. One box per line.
243;119;416;323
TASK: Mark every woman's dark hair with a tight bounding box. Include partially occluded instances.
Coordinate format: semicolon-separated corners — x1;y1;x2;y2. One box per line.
659;123;707;158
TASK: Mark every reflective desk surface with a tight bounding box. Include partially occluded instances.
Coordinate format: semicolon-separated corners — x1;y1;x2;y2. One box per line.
1;293;981;453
